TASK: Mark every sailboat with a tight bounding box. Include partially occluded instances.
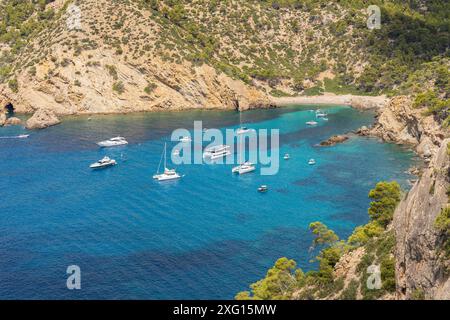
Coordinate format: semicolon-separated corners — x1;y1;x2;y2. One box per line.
153;143;181;181
236;107;254;135
232;132;255;175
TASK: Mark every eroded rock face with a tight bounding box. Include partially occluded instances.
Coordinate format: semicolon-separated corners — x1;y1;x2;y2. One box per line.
319;135;349;146
26;109;61;130
0;111;6;127
5;117;22;126
394;139;450;299
370;94;450;299
370;96;444;155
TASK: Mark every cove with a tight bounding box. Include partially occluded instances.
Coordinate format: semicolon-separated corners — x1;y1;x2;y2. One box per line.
0;105;418;299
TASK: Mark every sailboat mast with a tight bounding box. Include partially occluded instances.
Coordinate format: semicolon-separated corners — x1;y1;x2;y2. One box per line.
164;142;167;169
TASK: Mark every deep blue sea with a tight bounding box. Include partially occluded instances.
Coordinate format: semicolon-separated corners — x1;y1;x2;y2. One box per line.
0;105;417;299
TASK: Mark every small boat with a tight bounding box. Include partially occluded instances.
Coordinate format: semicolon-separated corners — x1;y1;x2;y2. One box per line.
232;162;256;175
316;110;328;118
203;145;231;160
236;127;253;135
258;185;268;193
308;159;316;165
179;136;191;143
283;154;290;160
306;121;318;126
90;156;117;169
153;143;181;181
97;137;128;147
322;117;329;121
17;134;30;139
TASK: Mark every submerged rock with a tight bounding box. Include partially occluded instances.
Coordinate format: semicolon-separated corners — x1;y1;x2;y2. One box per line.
26;109;61;130
5;117;22;126
319;135;349;146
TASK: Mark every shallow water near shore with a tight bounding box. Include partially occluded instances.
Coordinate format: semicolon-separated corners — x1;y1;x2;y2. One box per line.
0;105;417;299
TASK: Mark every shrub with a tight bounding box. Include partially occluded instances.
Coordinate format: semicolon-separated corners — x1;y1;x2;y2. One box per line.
112;81;125;94
8;78;18;93
368;181;401;227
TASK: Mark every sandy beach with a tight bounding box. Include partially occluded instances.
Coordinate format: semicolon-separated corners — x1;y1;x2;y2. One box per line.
272;93;389;110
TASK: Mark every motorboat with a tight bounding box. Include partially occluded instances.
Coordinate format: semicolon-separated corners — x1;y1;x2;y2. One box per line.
322;117;329;121
316;109;328;118
258;185;268;193
236;127;253;135
153;143;181;181
283;153;290;160
179;136;191;143
97;136;128;147
308;159;316;165
90;156;117;169
306;121;318;126
203;145;231;160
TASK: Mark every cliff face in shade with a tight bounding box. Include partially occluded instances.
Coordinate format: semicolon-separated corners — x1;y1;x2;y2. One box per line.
369;96;449;299
394;139;450;299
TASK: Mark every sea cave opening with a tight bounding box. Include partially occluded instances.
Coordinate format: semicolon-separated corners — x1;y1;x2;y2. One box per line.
4;103;14;115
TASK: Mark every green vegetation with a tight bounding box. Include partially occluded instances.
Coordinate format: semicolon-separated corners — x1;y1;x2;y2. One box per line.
237;181;403;300
435;207;450;259
8;78;18;93
235;257;302;300
106;65;119;80
144;82;157;94
368;181;401;228
112;81;125;94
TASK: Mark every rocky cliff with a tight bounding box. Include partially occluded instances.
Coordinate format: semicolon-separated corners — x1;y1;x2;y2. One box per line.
0;0;274;119
369;96;449;299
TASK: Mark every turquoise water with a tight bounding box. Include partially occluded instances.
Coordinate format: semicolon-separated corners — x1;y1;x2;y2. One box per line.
0;105;417;299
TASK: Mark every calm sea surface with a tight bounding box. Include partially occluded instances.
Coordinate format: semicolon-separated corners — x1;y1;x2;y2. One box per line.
0;105;417;299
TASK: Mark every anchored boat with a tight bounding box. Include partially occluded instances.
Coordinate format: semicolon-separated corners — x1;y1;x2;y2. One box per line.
153;143;181;181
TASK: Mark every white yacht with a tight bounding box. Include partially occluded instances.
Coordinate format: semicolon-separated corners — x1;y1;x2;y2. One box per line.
179;136;191;143
283;154;290;160
203;145;231;160
236;127;253;135
90;156;117;169
153;143;181;181
308;159;316;165
306;121;318;126
97;137;128;147
315;109;328;118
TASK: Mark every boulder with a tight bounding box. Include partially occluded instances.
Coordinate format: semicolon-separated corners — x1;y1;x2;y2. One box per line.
5;117;22;126
355;125;370;136
26;109;61;129
319;135;349;146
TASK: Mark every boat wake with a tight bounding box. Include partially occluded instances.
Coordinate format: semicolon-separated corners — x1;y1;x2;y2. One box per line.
0;134;30;139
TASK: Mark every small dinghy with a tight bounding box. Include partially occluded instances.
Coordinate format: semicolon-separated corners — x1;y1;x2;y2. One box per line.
283;153;290;160
306;121;318;126
308;159;316;165
258;185;268;193
90;156;117;169
179;136;191;143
